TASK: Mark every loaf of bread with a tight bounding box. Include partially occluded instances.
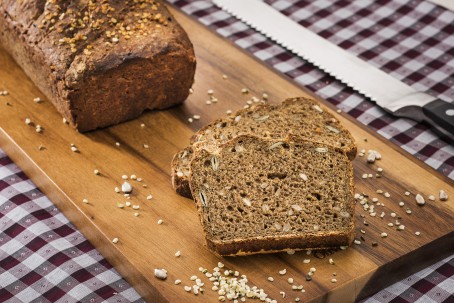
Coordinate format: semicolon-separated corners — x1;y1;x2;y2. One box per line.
189;135;355;256
0;0;196;132
172;97;356;198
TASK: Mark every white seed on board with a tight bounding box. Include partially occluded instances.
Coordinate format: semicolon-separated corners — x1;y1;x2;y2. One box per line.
193;115;201;120
439;190;448;201
415;231;421;236
82;198;89;204
175;251;181;257
147;195;153;200
267;277;274;282
157;219;163;225
154;268;167;280
121;181;132;193
288;278;294;284
415;194;425;206
303;259;311;264
174;279;182;285
279;269;287;275
381;232;388;238
112;238;119;244
25;118;31;125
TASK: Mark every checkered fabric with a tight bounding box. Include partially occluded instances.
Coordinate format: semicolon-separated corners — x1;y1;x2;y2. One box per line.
0;149;144;303
168;0;454;180
359;255;454;303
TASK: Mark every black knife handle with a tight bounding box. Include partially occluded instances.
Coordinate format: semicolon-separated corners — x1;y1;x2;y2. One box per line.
422;99;454;136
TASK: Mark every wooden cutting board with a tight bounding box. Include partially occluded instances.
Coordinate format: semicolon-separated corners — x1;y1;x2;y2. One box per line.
0;6;453;303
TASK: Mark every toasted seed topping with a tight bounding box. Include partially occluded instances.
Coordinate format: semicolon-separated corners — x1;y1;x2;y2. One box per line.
242;198;252;207
299;173;308;181
315;147;328;153
312;105;323;113
255;115;270;122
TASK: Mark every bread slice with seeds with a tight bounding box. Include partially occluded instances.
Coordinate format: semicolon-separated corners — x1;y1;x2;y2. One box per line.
189;135;355;256
172;97;356;198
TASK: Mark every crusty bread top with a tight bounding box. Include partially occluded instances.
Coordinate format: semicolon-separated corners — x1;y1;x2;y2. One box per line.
191;97;357;159
189;135;355;246
3;0;193;85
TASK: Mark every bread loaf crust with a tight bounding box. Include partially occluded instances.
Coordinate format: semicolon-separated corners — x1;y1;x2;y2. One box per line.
0;0;196;131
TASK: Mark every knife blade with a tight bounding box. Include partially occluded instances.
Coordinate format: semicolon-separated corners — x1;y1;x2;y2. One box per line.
213;0;454;137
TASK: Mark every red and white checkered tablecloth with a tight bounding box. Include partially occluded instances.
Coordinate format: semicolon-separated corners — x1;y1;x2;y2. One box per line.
1;0;453;302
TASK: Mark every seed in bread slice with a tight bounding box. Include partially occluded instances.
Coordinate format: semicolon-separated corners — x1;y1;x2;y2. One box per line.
189;135;355;256
172;97;356;199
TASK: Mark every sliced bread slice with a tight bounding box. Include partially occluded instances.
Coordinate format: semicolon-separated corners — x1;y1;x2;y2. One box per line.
172;97;356;198
189;135;355;256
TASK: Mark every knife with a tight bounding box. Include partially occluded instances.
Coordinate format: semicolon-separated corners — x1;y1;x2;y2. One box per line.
213;0;454;137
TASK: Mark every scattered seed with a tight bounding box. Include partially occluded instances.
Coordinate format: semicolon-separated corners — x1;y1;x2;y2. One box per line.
175;251;181;257
416;194;425;206
354;240;361;245
288;278;294;284
428;195;436;201
134;212;140;217
398;225;405;230
82;198;89;204
157;219;163;225
154;268;167;280
439;190;448;201
94;169;100;175
175;279;182;285
367;152;376;163
184;286;191;292
381;232;388;238
303;259;311;264
362;173;368;179
267;277;274;282
38;145;46;151
132;205;140;210
222;74;228;79
405;191;411;196
399;201;405;207
115;142;120;147
112;238;119;244
331;278;337;283
125;201;131;207
70;145;79;152
25;118;32;125
188;118;193;123
279;269;287;275
122;181;132;193
406;209;412;215
207;89;214;95
226;109;232;115
329;258;335;265
384;192;390;198
143;144;149;149
34;97;42;103
287;249;295;255
193;115;201;120
241;88;249;94
415;231;421;236
146;195;153;200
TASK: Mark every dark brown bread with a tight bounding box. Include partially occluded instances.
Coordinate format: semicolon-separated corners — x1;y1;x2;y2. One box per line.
0;0;196;132
189;135;355;256
172;97;356;198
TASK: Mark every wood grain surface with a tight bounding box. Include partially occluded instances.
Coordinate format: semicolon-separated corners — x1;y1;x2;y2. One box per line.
0;6;453;303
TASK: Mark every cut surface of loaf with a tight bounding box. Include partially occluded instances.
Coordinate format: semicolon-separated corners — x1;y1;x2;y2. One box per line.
172;97;356;198
0;0;196;132
189;135;355;256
